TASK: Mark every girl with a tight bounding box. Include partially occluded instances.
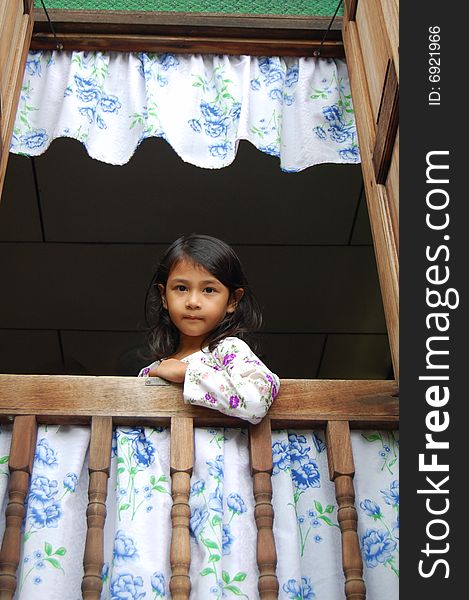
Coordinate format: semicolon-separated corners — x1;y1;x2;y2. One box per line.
139;234;279;423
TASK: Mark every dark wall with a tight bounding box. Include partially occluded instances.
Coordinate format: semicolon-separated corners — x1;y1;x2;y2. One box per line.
0;138;392;379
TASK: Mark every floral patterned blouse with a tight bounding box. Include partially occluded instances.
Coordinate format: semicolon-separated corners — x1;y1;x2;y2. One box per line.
138;336;280;424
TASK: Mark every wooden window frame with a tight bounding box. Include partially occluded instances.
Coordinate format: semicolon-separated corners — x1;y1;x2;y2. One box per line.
0;11;399;596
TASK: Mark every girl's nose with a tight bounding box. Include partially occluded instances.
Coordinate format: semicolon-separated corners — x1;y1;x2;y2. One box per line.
186;292;201;308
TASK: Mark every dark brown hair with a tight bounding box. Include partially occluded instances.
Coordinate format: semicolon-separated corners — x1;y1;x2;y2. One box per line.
145;234;262;360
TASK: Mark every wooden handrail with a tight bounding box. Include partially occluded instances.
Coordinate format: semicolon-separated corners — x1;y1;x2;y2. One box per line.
0;376;398;427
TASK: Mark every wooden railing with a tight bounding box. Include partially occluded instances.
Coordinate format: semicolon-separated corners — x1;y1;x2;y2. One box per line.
0;375;398;600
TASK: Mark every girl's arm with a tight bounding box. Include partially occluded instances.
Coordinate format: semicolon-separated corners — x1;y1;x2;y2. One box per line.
183;337;280;424
138;360;187;381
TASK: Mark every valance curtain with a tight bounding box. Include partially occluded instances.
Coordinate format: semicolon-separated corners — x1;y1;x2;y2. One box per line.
0;425;399;600
11;51;360;171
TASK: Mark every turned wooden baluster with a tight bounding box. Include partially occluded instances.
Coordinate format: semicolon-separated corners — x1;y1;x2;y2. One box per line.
326;420;366;600
170;417;194;600
82;416;113;600
249;418;278;599
0;415;37;600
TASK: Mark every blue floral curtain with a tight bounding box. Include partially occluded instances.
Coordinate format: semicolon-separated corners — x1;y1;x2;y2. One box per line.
11;51;360;171
0;425;398;600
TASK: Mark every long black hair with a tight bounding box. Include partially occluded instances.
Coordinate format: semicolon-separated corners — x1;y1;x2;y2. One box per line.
145;234;262;360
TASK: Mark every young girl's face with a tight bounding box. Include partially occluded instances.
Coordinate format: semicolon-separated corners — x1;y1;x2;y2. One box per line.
159;259;243;348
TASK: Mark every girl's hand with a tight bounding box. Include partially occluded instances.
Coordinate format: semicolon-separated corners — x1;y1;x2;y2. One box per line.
152;359;187;383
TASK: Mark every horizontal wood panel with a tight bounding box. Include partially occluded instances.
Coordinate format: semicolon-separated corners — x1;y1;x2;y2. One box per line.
0;374;399;427
30;33;344;57
31;10;344;57
0;243;386;332
27;139;362;245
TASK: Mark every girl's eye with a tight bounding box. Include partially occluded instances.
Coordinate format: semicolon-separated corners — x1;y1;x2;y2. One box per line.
176;285;187;292
204;287;215;294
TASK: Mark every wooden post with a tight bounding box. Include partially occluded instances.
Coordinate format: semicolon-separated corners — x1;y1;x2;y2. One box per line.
23;0;33;14
249;418;278;599
326;421;365;600
342;1;399;381
0;0;34;199
0;415;37;600
170;417;194;600
82;416;113;600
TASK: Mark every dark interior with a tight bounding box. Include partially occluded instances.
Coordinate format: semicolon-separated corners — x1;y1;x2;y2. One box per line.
0;137;392;379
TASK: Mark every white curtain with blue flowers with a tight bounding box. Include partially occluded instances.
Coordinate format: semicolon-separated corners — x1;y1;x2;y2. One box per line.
10;51;360;171
0;425;398;600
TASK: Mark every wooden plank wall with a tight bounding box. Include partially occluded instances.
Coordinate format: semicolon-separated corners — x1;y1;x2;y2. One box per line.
342;0;399;380
0;0;33;198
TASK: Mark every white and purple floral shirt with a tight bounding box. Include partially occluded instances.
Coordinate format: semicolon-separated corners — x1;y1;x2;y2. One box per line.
138;336;280;424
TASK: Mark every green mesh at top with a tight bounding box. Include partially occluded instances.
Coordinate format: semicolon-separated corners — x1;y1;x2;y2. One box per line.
34;1;343;16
